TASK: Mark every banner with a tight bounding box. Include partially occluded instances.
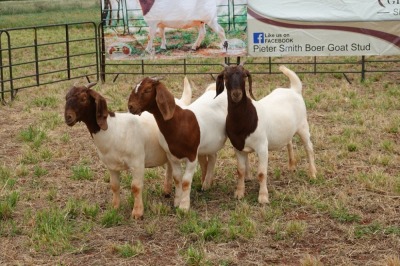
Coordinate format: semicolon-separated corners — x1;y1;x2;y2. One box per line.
102;0;247;60
247;0;400;57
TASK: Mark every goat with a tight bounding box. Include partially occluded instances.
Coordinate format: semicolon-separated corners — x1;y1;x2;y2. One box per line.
64;79;191;219
216;63;317;204
136;0;228;53
128;77;227;211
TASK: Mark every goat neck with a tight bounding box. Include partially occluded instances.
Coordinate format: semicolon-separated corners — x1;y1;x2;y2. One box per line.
137;0;155;16
128;78;200;161
226;93;258;151
218;66;258;151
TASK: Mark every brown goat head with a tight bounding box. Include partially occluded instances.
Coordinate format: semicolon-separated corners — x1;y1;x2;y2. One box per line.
64;82;109;131
216;62;254;102
128;77;176;121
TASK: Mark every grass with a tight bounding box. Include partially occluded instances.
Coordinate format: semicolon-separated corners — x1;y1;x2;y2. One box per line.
101;208;123;228
0;0;99;28
113;241;145;258
0;2;400;265
32;206;75;255
70;163;94;181
1;56;399;266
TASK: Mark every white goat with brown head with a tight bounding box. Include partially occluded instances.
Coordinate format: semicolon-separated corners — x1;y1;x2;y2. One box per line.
128;77;227;211
216;63;317;204
64;80;191;219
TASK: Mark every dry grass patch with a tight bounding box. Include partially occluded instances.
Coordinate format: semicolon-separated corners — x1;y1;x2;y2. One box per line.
0;63;400;265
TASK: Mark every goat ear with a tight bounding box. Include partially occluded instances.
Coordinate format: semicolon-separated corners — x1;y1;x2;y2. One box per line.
88;89;108;130
244;70;255;100
155;82;175;121
215;72;225;98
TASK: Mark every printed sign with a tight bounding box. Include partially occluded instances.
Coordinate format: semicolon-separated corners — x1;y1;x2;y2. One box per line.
101;0;247;60
247;0;400;56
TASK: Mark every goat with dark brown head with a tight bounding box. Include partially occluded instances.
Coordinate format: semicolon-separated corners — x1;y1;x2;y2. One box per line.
216;63;317;204
64;80;192;219
128;77;228;211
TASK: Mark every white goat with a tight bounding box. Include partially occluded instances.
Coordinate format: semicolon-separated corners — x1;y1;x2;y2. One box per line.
136;0;227;52
128;78;227;211
216;64;317;204
64;79;191;219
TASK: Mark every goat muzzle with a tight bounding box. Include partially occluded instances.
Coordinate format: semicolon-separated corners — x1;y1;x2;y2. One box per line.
128;104;142;116
64;112;77;126
231;90;243;103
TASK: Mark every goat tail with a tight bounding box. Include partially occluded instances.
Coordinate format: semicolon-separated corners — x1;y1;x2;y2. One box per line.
279;65;302;94
180;76;193;106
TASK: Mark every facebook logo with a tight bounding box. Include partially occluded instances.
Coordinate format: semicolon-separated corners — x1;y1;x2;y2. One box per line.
253;32;265;44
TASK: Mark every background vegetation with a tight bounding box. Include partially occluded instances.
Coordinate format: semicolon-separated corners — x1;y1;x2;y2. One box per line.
0;0;99;28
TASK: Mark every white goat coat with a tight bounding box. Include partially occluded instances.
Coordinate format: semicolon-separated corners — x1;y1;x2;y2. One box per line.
158;89;228;159
141;0;226;52
244;89;307;152
92;112;167;171
144;0;219;28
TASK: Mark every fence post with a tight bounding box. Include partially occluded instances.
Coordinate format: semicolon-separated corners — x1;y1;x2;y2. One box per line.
361;56;365;81
65;24;71;80
0;30;4;103
313;56;317;74
98;23;106;82
268;57;272;74
34;28;40;87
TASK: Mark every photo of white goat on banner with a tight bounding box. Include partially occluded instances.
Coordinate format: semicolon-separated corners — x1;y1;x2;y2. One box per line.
102;0;247;60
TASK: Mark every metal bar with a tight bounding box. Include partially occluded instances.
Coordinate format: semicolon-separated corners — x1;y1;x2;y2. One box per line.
0;30;4;103
7;31;14;101
99;23;106;83
361;55;365;81
313;56;317;74
93;22;100;82
268;57;272;74
34;28;40;87
66;24;71;80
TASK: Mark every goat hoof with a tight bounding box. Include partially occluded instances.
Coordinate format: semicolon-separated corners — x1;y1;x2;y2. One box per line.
174;198;181;208
201;182;211;191
258;195;270;204
310;170;317;179
164;192;172;198
132;209;144;220
234;190;244;200
178;205;190;212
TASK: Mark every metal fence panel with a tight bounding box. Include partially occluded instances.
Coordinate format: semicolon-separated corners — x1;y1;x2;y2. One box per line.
0;22;99;103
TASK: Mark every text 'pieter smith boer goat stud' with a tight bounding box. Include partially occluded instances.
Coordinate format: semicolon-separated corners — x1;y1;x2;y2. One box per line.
137;0;228;53
128;77;227;211
64;79;191;219
216;63;317;204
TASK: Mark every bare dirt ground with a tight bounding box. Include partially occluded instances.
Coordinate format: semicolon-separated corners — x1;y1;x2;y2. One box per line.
0;68;399;265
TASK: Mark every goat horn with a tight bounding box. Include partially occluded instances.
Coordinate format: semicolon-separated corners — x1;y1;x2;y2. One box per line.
221;63;229;68
151;76;164;82
86;82;97;89
239;60;246;66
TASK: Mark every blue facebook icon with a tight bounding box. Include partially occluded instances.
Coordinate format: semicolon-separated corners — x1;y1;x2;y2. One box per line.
253;32;265;44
